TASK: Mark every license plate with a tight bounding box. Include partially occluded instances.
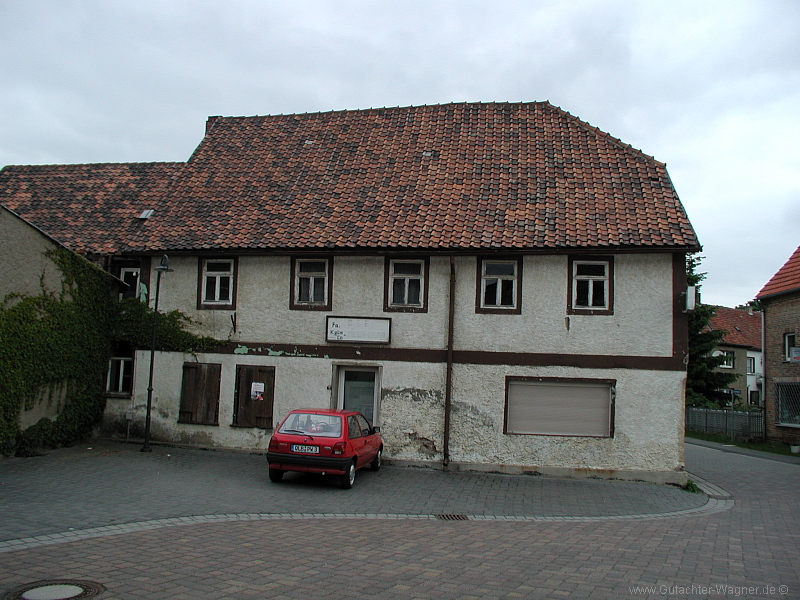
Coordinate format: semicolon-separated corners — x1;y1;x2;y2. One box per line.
291;444;319;454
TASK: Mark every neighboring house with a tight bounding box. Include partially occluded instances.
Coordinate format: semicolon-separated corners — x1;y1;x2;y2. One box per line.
756;245;800;446
706;307;763;407
0;102;701;482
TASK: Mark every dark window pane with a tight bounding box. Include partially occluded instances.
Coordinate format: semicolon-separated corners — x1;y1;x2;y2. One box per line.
407;279;421;305
485;262;515;276
204;277;217;301
299;261;326;273
393;262;421;275
576;280;589;306
591;280;606;307
392;279;406;304
576;263;606;277
206;261;231;273
120;360;133;392
500;279;514;306
299;277;310;302
312;277;325;302
218;276;231;301
484;279;498;306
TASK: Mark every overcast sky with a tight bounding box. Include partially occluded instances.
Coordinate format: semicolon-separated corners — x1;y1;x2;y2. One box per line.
1;0;798;307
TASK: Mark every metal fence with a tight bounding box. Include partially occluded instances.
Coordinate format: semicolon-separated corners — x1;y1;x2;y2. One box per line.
685;407;765;441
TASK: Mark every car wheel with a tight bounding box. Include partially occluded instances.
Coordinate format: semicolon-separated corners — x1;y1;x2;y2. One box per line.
369;448;382;471
269;468;284;483
340;461;356;489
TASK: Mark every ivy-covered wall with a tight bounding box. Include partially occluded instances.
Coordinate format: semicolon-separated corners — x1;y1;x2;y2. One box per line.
1;248;218;456
0;248;117;455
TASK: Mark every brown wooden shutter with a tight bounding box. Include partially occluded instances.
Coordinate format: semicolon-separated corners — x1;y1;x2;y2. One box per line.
179;362;221;425
233;365;275;429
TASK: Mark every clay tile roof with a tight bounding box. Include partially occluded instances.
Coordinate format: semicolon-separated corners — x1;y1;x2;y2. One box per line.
757;245;800;299
707;307;762;350
0;102;700;254
0;162;184;254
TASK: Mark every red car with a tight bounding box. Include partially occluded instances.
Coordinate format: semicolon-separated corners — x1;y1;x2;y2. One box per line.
267;409;383;489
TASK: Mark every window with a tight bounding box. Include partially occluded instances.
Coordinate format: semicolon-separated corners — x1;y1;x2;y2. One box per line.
569;257;613;314
747;356;756;374
348;415;362;439
198;258;236;309
717;350;735;369
119;267;141;300
477;257;522;314
233;365;275;429
505;378;615;437
178;362;221;425
775;382;800;427
785;334;798;361
107;342;134;395
385;258;427;312
291;258;332;310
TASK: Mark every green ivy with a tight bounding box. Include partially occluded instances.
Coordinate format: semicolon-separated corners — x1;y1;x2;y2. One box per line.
1;249;217;456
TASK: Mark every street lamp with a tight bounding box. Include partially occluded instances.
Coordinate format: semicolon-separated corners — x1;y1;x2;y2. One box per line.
141;254;173;452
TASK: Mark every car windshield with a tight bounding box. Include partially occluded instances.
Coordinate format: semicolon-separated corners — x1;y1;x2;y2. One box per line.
278;413;343;438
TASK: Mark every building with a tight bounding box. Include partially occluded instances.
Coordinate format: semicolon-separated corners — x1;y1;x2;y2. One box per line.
707;307;763;407
757;245;800;445
0;102;701;482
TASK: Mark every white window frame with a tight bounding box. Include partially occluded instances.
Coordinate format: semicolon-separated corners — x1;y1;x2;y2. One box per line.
202;259;234;306
480;260;518;310
294;258;329;306
572;260;609;310
388;259;425;308
119;267;141;300
107;357;133;394
716;350;735;369
747;356;756;374
785;333;797;361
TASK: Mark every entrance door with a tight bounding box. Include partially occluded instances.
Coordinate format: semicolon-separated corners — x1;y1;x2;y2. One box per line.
338;367;379;424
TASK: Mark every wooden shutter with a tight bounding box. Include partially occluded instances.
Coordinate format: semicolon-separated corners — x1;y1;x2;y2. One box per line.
506;379;614;437
233;365;275;429
179;362;221;425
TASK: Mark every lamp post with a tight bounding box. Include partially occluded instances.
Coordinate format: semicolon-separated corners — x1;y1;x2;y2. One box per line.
141;255;173;452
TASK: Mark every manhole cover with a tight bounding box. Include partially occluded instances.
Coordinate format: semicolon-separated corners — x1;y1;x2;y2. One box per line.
1;581;105;600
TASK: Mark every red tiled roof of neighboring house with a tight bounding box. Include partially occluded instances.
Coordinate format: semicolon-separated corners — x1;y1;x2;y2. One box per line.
0;102;700;254
757;245;800;299
0;162;185;254
707;307;762;350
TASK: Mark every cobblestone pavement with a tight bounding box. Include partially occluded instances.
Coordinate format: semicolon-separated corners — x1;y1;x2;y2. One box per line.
0;440;798;599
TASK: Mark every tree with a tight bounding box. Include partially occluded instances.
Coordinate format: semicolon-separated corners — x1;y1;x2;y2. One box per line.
685;255;738;408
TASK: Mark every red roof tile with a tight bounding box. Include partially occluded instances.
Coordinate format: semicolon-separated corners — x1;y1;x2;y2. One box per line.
757;245;800;299
1;102;700;254
707;307;762;350
0;162;184;254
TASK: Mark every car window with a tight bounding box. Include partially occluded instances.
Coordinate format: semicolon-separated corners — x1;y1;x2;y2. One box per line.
278;413;342;437
348;416;362;439
356;414;372;436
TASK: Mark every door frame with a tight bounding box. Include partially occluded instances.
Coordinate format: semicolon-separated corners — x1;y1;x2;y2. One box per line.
333;364;381;425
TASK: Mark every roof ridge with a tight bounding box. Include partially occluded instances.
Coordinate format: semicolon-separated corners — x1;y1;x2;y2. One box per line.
1;161;185;171
205;101;555;122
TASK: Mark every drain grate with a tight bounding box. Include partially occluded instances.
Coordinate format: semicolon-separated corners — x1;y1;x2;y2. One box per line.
435;514;469;521
0;580;105;600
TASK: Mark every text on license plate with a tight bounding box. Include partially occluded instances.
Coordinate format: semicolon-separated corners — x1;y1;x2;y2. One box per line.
291;444;319;454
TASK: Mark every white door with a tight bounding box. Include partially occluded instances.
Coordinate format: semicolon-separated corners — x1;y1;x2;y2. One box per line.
337;367;379;424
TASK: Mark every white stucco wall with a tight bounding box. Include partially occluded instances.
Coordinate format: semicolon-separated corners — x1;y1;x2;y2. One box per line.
103;250;686;482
